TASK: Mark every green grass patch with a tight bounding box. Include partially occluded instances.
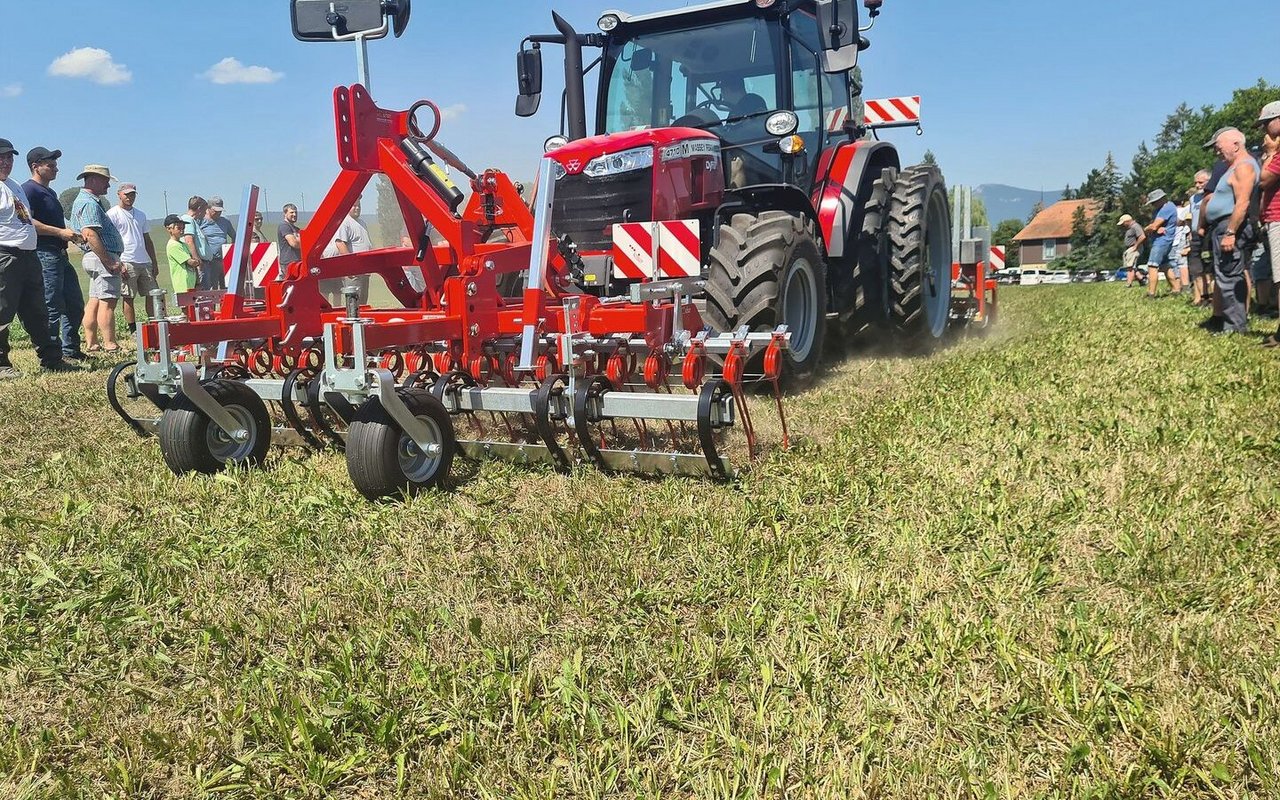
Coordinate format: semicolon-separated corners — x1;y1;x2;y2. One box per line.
1;285;1278;798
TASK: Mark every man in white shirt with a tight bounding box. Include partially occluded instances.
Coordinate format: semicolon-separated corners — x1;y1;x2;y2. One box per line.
106;183;160;331
320;199;373;306
0;137;76;378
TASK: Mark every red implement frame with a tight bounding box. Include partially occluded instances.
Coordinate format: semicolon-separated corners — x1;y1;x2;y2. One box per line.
140;85;706;372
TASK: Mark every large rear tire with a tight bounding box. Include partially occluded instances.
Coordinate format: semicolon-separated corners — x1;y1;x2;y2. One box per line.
704;211;827;385
887;164;952;340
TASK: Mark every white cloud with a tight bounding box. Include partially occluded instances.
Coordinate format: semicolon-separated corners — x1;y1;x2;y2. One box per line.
0;84;21;98
439;103;467;121
200;58;283;85
47;47;132;85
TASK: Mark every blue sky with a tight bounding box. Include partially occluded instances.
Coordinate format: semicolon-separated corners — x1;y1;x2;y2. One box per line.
3;0;1277;223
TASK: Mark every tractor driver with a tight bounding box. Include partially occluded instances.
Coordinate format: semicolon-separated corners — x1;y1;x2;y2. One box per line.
720;76;767;119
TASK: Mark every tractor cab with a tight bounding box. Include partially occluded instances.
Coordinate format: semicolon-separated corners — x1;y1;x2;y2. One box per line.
519;0;866;196
595;2;854;193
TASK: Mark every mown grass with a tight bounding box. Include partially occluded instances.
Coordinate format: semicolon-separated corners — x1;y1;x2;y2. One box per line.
1;285;1279;798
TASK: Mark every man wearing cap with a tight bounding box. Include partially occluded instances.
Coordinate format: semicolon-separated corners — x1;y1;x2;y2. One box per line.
1142;189;1183;298
197;197;232;291
21;146;88;361
1202;128;1260;334
106;183;160;333
1254;102;1280;345
1117;213;1146;288
71;164;126;352
0;137;77;378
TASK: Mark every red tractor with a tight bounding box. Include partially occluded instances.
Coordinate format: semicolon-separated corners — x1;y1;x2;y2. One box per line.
514;0;968;383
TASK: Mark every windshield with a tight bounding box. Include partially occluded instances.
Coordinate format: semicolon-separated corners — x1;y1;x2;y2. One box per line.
602;16;782;145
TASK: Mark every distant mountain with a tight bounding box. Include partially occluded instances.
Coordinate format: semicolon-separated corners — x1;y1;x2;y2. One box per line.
975;184;1064;227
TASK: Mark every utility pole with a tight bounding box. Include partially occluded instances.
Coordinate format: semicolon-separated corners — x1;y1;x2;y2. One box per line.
163;190;169;216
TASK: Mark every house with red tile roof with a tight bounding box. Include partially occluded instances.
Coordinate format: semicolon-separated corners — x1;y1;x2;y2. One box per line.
1013;199;1102;269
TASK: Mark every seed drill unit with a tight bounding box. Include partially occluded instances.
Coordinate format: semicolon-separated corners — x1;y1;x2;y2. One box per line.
108;0;995;499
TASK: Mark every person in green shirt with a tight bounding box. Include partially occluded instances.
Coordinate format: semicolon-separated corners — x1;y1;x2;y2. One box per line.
164;213;199;307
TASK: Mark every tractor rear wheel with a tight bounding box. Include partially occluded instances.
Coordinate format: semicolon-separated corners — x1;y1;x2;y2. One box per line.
345;388;455;500
158;379;271;474
704;211;827;385
887;163;952;340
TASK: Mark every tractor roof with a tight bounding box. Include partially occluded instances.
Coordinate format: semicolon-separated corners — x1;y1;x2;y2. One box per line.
601;0;812;29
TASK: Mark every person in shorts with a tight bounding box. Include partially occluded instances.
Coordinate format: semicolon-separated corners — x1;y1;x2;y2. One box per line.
70;164;125;352
1258;101;1280;346
106;182;160;333
1142;189;1183;298
1118;213;1146;287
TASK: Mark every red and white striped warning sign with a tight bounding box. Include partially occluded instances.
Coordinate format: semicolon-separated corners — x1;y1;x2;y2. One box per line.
222;242;279;287
863;96;921;128
612;220;701;280
989;245;1006;271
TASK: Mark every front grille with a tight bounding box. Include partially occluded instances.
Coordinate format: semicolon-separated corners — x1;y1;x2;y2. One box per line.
553;170;652;252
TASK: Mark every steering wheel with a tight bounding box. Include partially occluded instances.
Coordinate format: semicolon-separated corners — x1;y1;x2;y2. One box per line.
695;97;733;114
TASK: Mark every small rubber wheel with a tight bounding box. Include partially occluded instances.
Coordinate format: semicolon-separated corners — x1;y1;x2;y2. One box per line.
158;379;271;474
345;388;456;500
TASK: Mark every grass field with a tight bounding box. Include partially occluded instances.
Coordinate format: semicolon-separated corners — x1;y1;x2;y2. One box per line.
2;285;1279;798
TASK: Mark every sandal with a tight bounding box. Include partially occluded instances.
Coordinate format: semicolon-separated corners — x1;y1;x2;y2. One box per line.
86;344;103;352
100;344;123;353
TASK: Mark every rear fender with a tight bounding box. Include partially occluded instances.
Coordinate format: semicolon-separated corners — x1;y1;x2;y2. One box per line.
811;140;900;259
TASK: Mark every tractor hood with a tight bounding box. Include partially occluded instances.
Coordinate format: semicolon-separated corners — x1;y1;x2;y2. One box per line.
547;127;719;177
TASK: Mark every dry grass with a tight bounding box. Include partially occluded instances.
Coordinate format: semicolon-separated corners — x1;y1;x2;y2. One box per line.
1;284;1279;798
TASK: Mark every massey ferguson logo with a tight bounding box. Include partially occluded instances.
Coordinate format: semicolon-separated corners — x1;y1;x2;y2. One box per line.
565;159;581;173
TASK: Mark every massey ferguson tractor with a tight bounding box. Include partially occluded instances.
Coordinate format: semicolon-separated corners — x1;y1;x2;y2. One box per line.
105;0;992;499
514;0;975;381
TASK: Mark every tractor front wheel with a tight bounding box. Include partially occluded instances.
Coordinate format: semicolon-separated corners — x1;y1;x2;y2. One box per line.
705;211;827;386
158;379;272;474
345;388;456;500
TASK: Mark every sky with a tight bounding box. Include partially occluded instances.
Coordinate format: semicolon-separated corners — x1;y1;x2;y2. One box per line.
3;0;1277;222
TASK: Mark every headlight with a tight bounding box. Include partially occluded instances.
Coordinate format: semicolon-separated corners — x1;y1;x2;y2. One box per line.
597;13;620;31
582;146;653;178
765;111;798;136
754;0;778;7
544;135;569;152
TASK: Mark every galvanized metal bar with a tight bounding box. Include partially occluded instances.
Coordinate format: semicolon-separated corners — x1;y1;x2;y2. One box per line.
370;368;441;454
216;184;260;363
176;363;249;441
518;159;557;370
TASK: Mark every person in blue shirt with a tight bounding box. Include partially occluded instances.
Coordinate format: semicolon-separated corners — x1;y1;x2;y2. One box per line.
1142;189;1183;298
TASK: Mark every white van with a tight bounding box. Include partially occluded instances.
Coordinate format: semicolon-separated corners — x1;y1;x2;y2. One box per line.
1020;268;1046;286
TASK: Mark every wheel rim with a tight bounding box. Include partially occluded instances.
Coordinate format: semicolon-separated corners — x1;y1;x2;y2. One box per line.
922;189;952;338
205;404;259;463
782;256;819;361
397;415;445;483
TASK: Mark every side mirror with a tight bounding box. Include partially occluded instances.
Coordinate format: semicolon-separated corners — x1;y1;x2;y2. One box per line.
291;0;411;42
515;45;543;117
815;0;859;72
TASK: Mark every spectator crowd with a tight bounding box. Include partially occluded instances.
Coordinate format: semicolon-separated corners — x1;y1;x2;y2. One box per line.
1127;100;1280;342
0;137;371;379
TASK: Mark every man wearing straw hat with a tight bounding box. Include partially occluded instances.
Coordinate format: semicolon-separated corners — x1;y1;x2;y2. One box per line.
70;164;126;352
